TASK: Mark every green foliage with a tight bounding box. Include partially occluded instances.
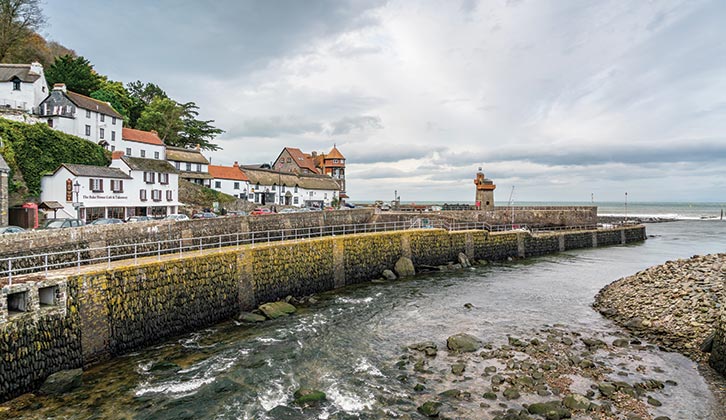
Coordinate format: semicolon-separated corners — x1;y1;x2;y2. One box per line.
137;98;224;151
0;0;46;62
45;54;102;96
126;80;167;127
91;79;132;121
0;119;108;199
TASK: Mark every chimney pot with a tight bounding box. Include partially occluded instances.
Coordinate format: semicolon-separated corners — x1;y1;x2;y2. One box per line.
150;130;158;135
53;83;67;93
112;151;124;160
233;161;239;167
196;144;200;151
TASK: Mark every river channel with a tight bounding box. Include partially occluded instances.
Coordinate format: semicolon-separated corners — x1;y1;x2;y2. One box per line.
7;221;726;419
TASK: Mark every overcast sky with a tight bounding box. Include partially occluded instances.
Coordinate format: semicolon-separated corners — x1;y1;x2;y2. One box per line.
43;0;726;203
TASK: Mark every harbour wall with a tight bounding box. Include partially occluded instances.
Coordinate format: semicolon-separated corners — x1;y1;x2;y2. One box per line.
376;206;598;228
0;225;645;402
712;307;726;376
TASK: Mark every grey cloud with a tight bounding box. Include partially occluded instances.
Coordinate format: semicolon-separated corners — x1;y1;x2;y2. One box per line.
329;115;383;135
349;145;446;164
231;116;324;138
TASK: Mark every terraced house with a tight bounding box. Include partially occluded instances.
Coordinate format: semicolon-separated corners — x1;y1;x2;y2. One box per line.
240;166;340;207
208;161;251;199
166;145;212;187
0;62;48;113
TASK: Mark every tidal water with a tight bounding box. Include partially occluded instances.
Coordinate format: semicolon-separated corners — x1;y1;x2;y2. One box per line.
12;220;726;419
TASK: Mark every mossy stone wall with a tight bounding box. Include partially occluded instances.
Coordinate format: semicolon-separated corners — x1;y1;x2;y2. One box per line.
710;307;726;375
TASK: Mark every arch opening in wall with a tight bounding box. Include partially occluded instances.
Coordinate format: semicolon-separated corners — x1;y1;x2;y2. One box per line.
39;285;59;307
7;291;29;314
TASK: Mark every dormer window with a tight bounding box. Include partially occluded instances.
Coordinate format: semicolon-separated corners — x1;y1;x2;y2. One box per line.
12;77;20;91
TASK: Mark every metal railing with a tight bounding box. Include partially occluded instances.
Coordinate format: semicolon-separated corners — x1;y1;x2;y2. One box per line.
0;219;523;284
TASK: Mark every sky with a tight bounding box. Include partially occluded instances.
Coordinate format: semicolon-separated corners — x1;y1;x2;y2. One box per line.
42;0;726;203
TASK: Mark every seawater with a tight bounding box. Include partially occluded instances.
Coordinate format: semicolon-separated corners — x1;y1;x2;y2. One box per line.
10;221;726;419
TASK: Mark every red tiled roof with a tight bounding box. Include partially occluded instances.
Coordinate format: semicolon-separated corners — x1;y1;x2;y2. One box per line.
326;145;345;160
285;147;319;174
208;163;249;181
122;128;164;145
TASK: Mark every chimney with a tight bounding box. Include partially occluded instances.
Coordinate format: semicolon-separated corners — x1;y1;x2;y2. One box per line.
53;83;67;93
112;151;124;160
233;161;239;168
311;151;317;158
150;130;158;135
29;62;43;76
196;144;200;151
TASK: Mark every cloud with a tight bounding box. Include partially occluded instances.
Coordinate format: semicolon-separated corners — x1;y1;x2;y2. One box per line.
328;115;383;135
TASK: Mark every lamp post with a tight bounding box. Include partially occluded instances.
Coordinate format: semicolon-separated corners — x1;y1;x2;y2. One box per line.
73;181;81;220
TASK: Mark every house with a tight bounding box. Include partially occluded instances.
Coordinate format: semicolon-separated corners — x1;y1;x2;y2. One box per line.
241;166;340;207
121;127;166;160
0;153;9;226
208;162;250;199
272;145;347;199
0;62;48;113
38;83;123;148
109;152;180;218
40;163;134;222
165;145;212;187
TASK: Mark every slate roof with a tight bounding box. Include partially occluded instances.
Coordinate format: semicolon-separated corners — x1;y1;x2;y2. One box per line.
0;64;41;83
121;156;178;174
122;128;164;145
65;90;123;119
166;146;210;164
59;163;132;179
241;166;340;191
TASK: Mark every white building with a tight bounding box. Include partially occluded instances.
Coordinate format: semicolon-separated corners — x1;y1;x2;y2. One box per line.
208;162;250;198
0;62;48;113
109;152;180;218
166;145;212;187
120;127;166;160
38;84;123;149
240;166;340;207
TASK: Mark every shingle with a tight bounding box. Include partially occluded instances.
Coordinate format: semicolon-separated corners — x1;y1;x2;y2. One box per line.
166;146;210;164
65;91;123;119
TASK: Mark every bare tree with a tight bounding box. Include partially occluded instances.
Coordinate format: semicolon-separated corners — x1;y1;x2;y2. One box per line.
0;0;46;62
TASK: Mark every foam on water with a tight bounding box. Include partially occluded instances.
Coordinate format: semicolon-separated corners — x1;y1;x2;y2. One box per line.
326;383;374;412
353;358;383;377
335;296;374;304
258;377;296;411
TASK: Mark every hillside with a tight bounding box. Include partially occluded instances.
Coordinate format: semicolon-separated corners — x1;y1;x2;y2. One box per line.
178;179;245;214
0;119;109;204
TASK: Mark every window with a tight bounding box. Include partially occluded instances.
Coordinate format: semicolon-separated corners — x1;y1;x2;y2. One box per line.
152;190;162;201
126;148;131;156
112;117;116;125
186;163;192;171
196;164;201;172
7;291;28;313
39;285;59;307
144;172;155;184
140;189;147;201
324;193;328;199
12;78;20;91
271;184;276;191
47;119;53;128
294;185;299;193
111;146;115;151
215;181;221;188
234;182;240;190
86;110;91;118
140;150;146;158
99;128;105;139
175;162;180;170
154;151;160;159
334;159;339;163
89;178;103;192
166;190;173;201
309;191;314;197
111;131;116;141
281;185;285;192
85;125;91;136
111;180;124;192
100;114;105;122
287;157;291;163
159;173;169;184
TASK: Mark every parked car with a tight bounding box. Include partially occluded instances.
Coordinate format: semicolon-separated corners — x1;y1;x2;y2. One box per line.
306;206;322;212
90;218;123;225
226;211;248;217
193;212;217;219
250;208;272;216
125;216;151;223
165;214;190;221
278;208;297;214
41;218;85;229
0;226;25;234
344;202;356;209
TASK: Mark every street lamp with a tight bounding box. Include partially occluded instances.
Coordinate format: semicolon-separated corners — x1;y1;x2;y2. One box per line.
73;181;81;220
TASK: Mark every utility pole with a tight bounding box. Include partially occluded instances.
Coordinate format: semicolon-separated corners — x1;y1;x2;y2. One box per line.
508;186;515;225
624;192;628;224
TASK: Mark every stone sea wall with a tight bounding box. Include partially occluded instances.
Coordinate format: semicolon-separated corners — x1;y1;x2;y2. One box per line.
0;225;645;402
594;253;726;374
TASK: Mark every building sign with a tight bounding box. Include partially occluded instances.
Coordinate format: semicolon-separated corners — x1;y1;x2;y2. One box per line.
65;178;72;202
82;194;129;200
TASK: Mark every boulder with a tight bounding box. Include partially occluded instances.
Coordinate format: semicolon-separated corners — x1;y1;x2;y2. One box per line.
259;301;297;319
39;369;83;395
563;393;590;410
267;405;303;419
394;257;415;278
293;388;326;406
417;400;442;417
382;269;397;280
458;253;471;267
238;312;266;323
447;333;482;353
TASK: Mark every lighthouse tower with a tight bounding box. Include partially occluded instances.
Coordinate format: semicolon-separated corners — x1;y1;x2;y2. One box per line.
474;168;496;210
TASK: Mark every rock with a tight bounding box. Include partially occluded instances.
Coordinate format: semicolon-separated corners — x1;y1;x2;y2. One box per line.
624;317;643;329
394;257;415;278
267;405;302;419
439;389;461;399
527;401;571;419
581;338;606;349
39;369;83;395
464;303;474;309
238;312;266;323
458;253;471;268
700;331;714;353
149;361;181;372
259;301;297;319
447;333;482;353
417;400;442;417
612;338;629;348
409;341;437;352
451;363;465;375
293;388;326;406
597;382;616;397
503;387;521;400
562;393;590;410
414;383;426;392
647;396;662;407
382;269;397;280
483;392;497;400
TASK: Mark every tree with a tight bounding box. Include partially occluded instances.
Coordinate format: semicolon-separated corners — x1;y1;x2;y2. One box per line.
136;98;223;151
91;79;132;120
126;80;167;127
178;102;223;151
0;0;46;62
45;54;101;96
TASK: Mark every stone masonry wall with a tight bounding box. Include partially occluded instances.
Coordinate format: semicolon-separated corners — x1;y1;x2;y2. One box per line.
711;307;726;376
0;224;646;402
